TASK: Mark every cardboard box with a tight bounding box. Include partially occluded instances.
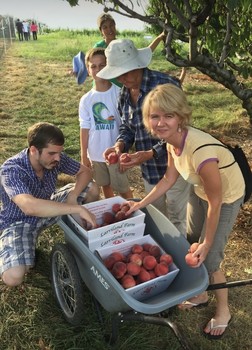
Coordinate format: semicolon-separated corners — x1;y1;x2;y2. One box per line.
88;223;146;252
96;235;180;301
67;196;145;248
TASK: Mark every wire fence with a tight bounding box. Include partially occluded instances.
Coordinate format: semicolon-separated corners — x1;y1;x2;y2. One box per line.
0;15;15;58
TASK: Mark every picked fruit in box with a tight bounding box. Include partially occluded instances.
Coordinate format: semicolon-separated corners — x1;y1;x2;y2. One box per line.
101;240;174;289
68;196;145;242
96;235;180;301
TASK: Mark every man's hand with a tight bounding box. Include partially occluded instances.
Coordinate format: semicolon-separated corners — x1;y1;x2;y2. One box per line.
79;206;97;229
119;150;153;171
124;200;142;215
103;140;125;161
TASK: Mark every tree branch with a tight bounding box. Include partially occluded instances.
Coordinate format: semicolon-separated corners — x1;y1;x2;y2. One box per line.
219;11;232;66
166;0;190;29
193;54;252;99
183;0;193;17
194;0;215;26
104;0;165;27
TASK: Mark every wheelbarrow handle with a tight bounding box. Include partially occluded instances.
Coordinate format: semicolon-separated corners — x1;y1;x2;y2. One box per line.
207;279;252;290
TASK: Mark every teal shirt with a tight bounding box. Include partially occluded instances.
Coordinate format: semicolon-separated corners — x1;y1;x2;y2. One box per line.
93;40;107;48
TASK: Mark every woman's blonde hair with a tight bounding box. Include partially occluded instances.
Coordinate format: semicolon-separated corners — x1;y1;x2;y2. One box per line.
142;83;192;134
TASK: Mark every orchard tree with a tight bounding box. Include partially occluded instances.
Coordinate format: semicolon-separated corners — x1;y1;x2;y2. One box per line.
66;0;252;123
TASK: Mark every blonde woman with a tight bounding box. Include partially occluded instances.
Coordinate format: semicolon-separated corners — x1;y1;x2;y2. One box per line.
126;83;245;340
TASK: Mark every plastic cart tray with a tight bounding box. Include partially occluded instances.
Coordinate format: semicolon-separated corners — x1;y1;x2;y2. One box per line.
58;204;209;315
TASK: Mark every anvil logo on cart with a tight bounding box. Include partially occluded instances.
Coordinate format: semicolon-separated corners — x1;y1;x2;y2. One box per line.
90;265;110;290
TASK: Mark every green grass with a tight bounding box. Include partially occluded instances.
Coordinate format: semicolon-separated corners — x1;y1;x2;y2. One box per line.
0;30;252;350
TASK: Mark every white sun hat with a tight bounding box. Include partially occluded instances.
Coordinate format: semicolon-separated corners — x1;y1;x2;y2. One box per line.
97;39;152;80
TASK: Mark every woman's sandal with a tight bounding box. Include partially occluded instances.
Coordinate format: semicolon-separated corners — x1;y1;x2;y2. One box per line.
203;317;232;340
178;300;209;310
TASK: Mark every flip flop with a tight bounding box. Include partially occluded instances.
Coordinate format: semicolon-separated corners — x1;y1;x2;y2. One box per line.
178;300;209;310
203;317;232;340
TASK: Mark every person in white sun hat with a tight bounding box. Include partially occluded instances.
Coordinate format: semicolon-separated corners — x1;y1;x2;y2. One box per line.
97;39;191;236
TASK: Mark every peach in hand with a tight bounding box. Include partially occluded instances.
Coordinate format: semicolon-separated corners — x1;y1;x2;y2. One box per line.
107;152;119;164
119;153;131;163
185;252;199;267
189;242;200;253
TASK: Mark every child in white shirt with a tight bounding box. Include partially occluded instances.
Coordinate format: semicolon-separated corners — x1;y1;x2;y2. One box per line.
79;48;132;199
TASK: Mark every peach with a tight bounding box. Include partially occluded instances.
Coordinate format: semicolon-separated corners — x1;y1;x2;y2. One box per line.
112;203;121;214
140;250;150;259
160;253;173;266
103;256;116;270
107;152;119;164
189;242;200;253
143;255;157;270
154;263;169;276
111;261;127;279
131;244;143;254
142;243;152;252
149;270;156;279
125;253;132;263
185;253;198;267
149;245;161;258
121;274;136;289
127;262;141;276
138;268;151;282
129;253;142;266
120;203;130;213
110;251;125;262
115;210;127;222
102;211;114;225
119;153;131;163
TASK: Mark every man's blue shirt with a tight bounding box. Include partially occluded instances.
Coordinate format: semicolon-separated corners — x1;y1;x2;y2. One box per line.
0;149;80;229
117;68;180;184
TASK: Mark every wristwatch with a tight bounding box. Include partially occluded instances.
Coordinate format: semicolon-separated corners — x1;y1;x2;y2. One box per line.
152;147;159;160
152;140;166;160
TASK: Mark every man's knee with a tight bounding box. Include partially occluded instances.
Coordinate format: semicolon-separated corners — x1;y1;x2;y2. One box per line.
85;181;100;203
2;265;29;287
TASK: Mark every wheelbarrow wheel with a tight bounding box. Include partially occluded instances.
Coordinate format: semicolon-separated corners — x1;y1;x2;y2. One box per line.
51;243;85;326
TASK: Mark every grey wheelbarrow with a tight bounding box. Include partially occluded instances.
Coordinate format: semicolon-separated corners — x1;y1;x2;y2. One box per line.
50;203;216;350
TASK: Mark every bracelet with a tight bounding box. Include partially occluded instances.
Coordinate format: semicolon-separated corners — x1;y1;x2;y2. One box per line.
163;174;169;182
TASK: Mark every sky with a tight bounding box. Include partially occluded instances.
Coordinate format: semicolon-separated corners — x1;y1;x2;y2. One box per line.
0;0;146;31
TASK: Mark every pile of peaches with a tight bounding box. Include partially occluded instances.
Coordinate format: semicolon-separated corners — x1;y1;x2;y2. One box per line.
102;242;174;289
101;202;132;225
85;202;132;231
